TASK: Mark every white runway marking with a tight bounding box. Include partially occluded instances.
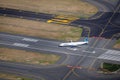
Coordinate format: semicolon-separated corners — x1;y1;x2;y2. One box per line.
0;42;84;56
0;33;58;43
82;50;96;53
22;38;39;42
13;43;29;47
66;47;78;51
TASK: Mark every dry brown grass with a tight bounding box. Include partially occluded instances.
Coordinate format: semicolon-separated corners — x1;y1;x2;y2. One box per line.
114;44;120;49
0;0;98;17
0;48;60;65
0;73;32;80
0;73;18;80
0;16;82;41
113;39;120;49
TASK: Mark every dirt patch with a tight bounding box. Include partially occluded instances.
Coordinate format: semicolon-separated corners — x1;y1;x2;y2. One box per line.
0;0;98;18
0;48;60;65
113;39;120;49
0;16;82;41
114;44;120;49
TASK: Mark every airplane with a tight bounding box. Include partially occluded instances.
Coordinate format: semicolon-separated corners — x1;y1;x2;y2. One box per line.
59;37;89;47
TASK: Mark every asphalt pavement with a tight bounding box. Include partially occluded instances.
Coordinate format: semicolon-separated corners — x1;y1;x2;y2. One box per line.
0;33;120;75
0;0;120;38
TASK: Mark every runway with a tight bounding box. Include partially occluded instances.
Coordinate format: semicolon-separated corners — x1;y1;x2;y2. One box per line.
0;33;120;65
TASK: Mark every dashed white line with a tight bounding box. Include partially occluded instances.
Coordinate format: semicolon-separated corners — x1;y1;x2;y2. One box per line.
82;50;96;54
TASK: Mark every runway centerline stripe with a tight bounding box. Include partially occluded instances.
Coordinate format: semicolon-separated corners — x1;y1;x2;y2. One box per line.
22;38;39;42
13;43;29;47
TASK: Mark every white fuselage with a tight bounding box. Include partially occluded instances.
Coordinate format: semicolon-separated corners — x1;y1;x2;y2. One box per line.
59;41;88;47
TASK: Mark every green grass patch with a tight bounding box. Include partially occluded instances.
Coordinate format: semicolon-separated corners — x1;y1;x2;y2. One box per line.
116;39;120;44
103;63;120;72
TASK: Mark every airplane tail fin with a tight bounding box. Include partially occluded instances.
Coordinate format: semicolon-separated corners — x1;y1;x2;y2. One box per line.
84;37;88;43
